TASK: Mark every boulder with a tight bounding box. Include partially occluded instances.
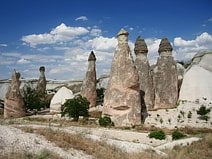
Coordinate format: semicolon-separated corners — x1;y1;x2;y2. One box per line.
102;29;141;126
179;51;212;102
4;70;25;118
153;38;178;109
50;86;74;113
81;51;97;108
134;36;154;110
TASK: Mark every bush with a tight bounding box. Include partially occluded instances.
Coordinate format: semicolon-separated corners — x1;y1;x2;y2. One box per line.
61;95;89;121
23;85;49;111
148;130;165;140
172;130;186;140
197;106;210;116
99;116;114;127
197;106;211;121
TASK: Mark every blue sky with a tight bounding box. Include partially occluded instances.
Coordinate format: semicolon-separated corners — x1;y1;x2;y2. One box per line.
0;0;212;80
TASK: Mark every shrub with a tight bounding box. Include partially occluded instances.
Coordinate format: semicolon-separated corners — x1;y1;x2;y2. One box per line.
23;85;49;111
61;95;89;121
148;130;165;140
99;116;114;127
187;111;192;118
197;106;210;116
197;106;211;121
172;130;186;140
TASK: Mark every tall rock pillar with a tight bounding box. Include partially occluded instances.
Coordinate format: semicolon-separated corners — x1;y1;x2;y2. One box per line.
153;38;178;109
36;66;47;95
4;70;25;118
81;51;97;108
134;36;154;110
102;29;141;126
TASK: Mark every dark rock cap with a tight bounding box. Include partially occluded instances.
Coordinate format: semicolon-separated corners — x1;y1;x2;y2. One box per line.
39;66;45;72
134;36;148;54
158;38;173;53
117;28;129;37
88;51;96;61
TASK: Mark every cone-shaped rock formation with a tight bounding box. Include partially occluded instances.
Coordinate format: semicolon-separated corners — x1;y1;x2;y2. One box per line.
102;29;141;126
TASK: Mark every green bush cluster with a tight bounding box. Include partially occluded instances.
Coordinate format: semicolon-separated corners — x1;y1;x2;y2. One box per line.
197;106;211;121
148;130;165;140
99;116;114;127
23;85;49;111
172;130;186;140
61;95;89;121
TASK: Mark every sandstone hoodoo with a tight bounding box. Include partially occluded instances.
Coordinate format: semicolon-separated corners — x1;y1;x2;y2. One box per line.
153;38;178;109
134;36;154;110
102;29;141;126
81;51;97;108
36;66;47;95
4;70;25;118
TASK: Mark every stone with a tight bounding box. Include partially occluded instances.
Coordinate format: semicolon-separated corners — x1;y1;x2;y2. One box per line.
102;29;141;126
153;38;178;109
36;66;47;95
179;51;212;102
81;51;97;108
4;70;25;118
134;36;155;111
50;87;74;113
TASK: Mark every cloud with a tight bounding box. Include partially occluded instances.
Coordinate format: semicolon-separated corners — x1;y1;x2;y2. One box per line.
208;17;212;22
17;58;30;64
174;32;212;61
75;16;88;21
22;23;89;47
0;43;7;47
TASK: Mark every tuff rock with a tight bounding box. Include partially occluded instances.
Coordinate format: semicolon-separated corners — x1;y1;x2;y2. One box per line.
81;51;97;108
102;29;141;126
134;36;155;110
4;70;25;118
153;38;178;109
36;66;46;95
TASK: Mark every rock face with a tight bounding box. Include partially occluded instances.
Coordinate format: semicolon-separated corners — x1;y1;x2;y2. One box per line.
81;51;97;108
102;29;141;126
134;36;154;110
4;71;25;118
36;66;47;94
153;38;178;109
179;51;212;102
50;87;74;113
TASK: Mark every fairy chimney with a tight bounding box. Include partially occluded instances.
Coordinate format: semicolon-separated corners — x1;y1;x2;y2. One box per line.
36;66;46;95
153;38;178;109
81;51;97;108
134;36;154;111
4;70;25;118
102;29;141;126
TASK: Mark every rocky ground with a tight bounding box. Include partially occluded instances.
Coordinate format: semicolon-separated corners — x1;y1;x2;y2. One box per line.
0;115;207;159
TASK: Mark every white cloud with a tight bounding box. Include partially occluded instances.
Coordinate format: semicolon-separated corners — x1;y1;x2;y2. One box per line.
208;17;212;22
0;43;7;47
22;23;89;47
174;32;212;61
17;58;30;64
75;16;88;21
90;28;102;37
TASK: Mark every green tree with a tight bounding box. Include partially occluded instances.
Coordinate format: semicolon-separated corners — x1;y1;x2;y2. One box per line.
61;95;89;121
23;84;49;111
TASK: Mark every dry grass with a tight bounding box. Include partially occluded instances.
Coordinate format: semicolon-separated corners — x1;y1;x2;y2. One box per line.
0;149;62;159
21;127;128;159
19;126;212;159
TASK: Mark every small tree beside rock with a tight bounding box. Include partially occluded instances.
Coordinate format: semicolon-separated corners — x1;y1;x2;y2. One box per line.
61;95;89;121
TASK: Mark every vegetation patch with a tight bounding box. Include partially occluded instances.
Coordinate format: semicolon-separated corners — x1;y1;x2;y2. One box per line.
99;116;114;127
172;130;186;140
148;130;166;140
